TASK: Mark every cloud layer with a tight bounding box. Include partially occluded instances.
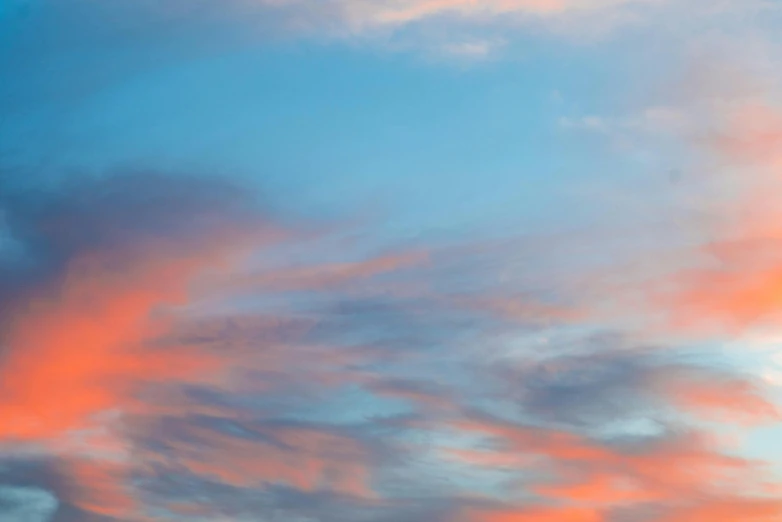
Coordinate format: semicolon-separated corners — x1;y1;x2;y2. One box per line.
4;1;782;521
0;166;779;521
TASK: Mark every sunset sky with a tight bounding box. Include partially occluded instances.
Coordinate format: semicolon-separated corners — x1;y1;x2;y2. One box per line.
3;1;782;521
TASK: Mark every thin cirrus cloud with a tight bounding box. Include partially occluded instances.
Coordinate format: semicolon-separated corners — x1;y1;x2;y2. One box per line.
0;171;270;443
452;411;782;521
0;0;668;64
278;0;662;29
619;97;782;337
0;171;281;520
555;48;782;341
673;99;782;332
238;0;669;55
4;5;782;522
2;167;781;521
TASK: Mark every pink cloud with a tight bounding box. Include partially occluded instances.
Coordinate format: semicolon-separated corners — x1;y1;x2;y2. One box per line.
451;415;782;522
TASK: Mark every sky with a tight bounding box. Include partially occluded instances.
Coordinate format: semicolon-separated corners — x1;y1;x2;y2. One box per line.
3;0;782;521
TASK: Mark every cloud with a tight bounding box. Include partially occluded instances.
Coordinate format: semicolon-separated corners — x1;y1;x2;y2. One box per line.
291;0;661;31
549;44;782;341
0;171;269;442
220;0;674;56
140;419;373;498
489;344;780;430
450;413;782;522
5;2;782;521
1;166;780;521
215;249;429;295
0;0;670;73
620;97;782;337
0;170;277;519
0;457;126;522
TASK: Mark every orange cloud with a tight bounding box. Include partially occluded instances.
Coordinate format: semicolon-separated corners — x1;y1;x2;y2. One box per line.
0;242;242;442
464;505;603;522
447;414;782;521
656;369;780;425
62;458;137;519
603;99;782;337
0;224;266;519
465;497;782;522
534;471;655;504
662;497;782;522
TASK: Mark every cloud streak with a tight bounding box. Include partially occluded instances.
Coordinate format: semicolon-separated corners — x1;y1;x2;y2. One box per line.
4;3;782;521
1;166;780;520
265;0;662;31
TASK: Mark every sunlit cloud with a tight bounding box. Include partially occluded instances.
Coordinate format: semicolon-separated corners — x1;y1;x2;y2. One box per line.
282;0;662;31
4;1;782;519
2;157;782;521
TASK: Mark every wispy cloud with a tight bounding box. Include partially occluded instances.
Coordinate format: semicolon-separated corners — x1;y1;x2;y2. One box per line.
274;0;662;31
4;2;782;519
4;167;776;521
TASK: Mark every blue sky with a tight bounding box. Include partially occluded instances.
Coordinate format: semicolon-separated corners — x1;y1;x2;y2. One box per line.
1;2;672;232
3;1;782;521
